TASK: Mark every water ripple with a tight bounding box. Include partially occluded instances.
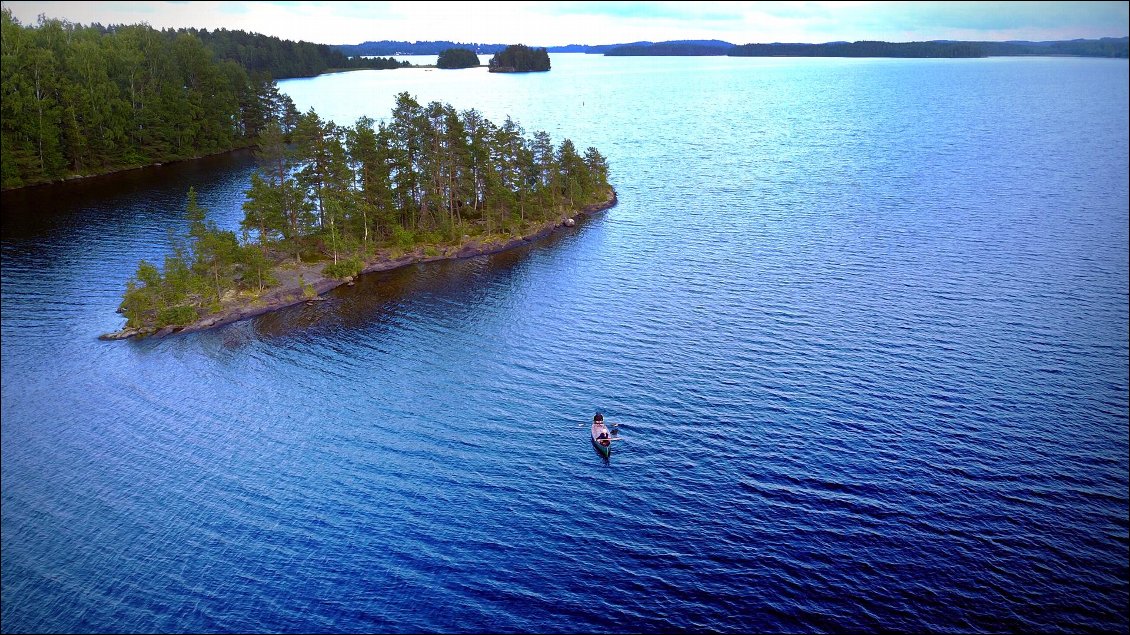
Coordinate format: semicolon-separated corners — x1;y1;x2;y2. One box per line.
3;56;1129;634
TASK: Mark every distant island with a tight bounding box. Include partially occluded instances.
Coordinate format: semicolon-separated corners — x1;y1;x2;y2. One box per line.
436;47;481;69
334;37;1129;59
488;45;551;72
102;93;612;339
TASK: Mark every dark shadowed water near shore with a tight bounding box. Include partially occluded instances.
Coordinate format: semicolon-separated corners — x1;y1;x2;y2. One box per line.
3;55;1127;633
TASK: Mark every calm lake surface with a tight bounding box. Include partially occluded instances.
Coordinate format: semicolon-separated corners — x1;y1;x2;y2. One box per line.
2;54;1128;633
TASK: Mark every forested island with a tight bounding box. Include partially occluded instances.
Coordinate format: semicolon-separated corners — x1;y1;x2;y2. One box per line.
0;10;404;190
436;48;481;69
105;93;614;339
488;45;551;72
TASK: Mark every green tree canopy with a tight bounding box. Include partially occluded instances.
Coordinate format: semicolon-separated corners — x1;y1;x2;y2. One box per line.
118;94;613;333
436;48;480;69
0;9;298;190
488;45;551;72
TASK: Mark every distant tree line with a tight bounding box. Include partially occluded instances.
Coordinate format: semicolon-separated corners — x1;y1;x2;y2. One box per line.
728;38;1129;59
118;93;612;329
339;36;1128;60
975;37;1128;58
337;40;509;56
729;41;985;58
436;48;480;69
489;45;551;72
573;37;1130;59
185;28;409;78
334;40;642;55
0;10;299;190
606;42;732;56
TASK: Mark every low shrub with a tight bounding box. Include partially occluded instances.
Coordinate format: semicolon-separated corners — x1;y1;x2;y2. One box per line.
156;304;198;327
323;257;363;279
392;226;414;249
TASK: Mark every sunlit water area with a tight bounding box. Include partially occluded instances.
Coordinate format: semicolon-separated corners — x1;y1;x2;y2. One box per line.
387;54;440;66
2;54;1127;633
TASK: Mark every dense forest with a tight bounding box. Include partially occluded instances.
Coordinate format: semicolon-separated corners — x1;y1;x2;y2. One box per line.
0;11;417;190
118;93;612;330
436;48;480;69
0;10;300;190
185;28;408;78
488;45;551;72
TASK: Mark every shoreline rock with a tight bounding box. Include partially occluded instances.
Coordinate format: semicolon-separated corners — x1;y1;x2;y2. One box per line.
99;188;617;341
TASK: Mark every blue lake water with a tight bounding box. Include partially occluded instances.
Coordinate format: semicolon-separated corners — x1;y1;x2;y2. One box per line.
2;54;1128;633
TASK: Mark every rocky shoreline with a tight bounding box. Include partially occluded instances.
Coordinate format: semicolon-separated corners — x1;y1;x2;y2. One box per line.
100;188;617;340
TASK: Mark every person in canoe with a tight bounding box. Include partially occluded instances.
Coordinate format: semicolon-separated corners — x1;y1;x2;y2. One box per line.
594;413;610;440
591;413;616;457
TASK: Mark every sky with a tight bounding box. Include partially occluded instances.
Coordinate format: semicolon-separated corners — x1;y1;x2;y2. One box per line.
2;1;1128;46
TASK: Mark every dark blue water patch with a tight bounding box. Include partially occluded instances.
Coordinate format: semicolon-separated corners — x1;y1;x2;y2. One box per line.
3;56;1129;633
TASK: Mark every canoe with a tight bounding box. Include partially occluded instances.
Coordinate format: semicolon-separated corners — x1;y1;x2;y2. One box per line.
591;421;612;458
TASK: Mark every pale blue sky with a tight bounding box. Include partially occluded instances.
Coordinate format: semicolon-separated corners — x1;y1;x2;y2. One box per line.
2;1;1127;46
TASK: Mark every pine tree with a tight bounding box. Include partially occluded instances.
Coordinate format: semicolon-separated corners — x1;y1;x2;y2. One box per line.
556;138;583;207
114;95;613;332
